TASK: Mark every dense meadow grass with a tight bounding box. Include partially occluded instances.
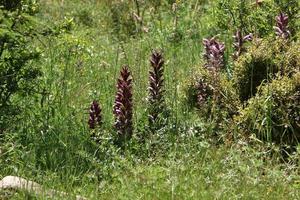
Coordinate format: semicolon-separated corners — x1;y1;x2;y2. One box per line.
0;0;300;199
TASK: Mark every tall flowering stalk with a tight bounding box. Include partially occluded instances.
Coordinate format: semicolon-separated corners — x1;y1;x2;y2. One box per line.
88;100;102;129
148;50;165;129
113;66;133;142
233;30;253;59
202;37;225;106
203;37;225;72
196;78;210;107
274;12;290;39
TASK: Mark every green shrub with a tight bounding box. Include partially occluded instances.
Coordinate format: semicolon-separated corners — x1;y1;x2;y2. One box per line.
233;39;279;102
0;0;42;132
233;38;300;102
185;67;214;111
185;66;240;138
235;72;300;145
279;39;300;75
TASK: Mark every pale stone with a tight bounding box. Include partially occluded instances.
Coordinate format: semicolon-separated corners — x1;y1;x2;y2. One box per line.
0;176;86;200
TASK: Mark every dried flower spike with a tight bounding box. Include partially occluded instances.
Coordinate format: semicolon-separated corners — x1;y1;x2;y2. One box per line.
274;12;290;39
88;100;102;129
113;66;133;141
203;37;225;71
148;50;165;129
233;30;253;59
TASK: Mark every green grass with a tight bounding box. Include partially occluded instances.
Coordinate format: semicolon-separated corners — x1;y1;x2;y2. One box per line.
1;0;300;199
5;141;300;199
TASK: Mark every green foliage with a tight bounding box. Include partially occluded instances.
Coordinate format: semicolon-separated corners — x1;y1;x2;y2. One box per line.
235;72;300;144
214;0;275;35
274;0;299;34
185;67;214;111
0;0;22;11
279;38;300;74
213;0;299;37
0;0;39;14
73;8;94;27
107;0;138;39
233;38;278;101
0;0;41;131
185;66;240;139
233;38;300;102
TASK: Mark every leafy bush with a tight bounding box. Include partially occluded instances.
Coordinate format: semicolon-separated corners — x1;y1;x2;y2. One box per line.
185;66;240;138
232;39;279;102
233;37;300;102
0;0;41;132
235;72;300;145
278;38;300;75
185;67;214;111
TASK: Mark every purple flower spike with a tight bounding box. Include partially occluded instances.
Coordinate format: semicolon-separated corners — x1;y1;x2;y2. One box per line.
88;100;102;129
148;50;165;129
203;37;225;71
274;12;290;39
196;78;210;106
113;66;133;141
233;30;253;59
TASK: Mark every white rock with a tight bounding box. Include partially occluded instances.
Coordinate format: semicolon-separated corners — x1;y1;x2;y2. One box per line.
0;176;87;200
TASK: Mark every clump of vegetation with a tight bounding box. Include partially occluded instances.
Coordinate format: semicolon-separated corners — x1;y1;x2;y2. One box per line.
278;38;300;75
233;31;300;102
213;0;276;36
0;0;42;132
185;67;240;140
213;0;299;37
185;68;213;110
232;39;279;102
235;72;300;145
